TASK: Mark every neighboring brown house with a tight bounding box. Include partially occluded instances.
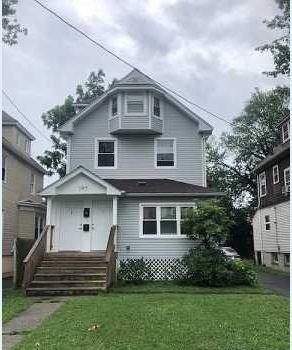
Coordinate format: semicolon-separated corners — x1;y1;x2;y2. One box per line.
252;116;290;271
2;111;46;278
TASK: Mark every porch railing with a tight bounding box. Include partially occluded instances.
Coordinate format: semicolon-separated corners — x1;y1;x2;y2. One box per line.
105;225;118;288
22;225;54;288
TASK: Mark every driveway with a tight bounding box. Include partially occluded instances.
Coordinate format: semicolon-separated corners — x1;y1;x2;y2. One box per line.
259;273;290;297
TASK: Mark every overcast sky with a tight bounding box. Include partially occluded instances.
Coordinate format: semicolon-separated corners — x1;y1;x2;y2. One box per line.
2;0;286;185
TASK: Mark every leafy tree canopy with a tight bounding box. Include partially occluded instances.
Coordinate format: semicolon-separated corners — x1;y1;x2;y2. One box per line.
38;70;106;177
207;86;289;208
2;0;27;45
257;0;290;77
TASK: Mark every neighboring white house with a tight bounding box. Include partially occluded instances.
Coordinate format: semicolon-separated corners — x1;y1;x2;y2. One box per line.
252;117;290;272
24;69;223;295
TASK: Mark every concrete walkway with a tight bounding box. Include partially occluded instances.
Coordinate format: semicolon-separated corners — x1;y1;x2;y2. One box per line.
259;273;290;297
3;300;63;350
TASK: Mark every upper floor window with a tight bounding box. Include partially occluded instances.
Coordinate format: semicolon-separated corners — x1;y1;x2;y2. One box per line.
155;138;176;168
282;120;290;143
16;133;20;146
126;93;145;114
265;215;271;231
2;156;7;182
25;139;31;154
272;165;279;184
153;96;160;117
284;167;290;192
259;172;266;197
111;96;118;117
30;173;35;194
95;139;117;168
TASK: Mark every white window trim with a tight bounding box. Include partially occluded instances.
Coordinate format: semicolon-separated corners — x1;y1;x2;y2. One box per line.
25;139;31;154
30;173;36;194
152;94;163;119
95;138;118;169
284;167;290;190
109;94;121;120
282;120;290;143
264;215;271;231
272;165;279;184
139;203;195;238
124;92;147;116
154;137;177;169
259;172;267;197
2;155;7;183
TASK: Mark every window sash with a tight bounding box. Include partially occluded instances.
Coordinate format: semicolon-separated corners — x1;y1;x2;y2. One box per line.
30;173;35;194
96;140;116;168
272;165;279;184
282;121;290;142
111;96;118;116
153;97;160;117
284;167;290;190
265;215;271;231
126;93;145;114
156;139;175;168
259;172;266;197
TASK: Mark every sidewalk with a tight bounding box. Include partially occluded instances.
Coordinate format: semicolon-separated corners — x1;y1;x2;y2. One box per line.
259;273;290;297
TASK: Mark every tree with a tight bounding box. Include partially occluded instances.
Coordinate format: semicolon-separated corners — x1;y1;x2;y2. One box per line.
182;199;233;248
38;70;106;177
2;0;27;45
256;0;290;77
207;86;290;208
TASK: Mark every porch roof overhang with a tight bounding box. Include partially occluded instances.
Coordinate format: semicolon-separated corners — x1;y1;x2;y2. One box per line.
39;166;122;197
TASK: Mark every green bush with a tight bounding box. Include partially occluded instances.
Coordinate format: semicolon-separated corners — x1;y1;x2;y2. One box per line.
118;258;152;284
181;245;257;287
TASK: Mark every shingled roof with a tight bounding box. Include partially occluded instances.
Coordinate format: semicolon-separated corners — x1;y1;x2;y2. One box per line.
106;178;223;196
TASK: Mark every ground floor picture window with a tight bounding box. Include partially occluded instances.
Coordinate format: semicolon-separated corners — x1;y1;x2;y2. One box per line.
141;204;194;237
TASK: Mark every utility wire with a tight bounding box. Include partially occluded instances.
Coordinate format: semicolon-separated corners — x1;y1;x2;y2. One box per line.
2;89;52;143
32;0;233;126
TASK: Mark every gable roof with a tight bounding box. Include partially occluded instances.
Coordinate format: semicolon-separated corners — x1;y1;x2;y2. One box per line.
2;111;35;140
59;69;213;135
3;137;46;174
40;166;122;196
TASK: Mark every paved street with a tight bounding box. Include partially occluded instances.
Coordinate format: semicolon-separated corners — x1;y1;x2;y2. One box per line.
259;273;290;297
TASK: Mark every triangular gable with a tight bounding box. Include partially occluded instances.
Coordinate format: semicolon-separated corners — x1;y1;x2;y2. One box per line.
59;69;213;134
40;166;122;196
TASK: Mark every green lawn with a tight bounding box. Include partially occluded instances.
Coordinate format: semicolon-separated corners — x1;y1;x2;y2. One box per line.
15;284;289;350
2;289;32;323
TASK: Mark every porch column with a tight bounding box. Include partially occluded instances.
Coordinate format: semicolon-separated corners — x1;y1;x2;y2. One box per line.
113;196;118;248
46;197;52;252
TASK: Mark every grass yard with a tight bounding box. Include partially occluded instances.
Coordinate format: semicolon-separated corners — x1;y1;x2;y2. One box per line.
15;284;289;350
2;289;32;323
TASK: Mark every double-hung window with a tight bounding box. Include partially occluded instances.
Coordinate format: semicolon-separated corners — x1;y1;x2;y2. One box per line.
30;173;35;194
25;139;31;154
160;207;177;235
2;156;7;182
259;172;267;197
282;120;290;143
143;207;157;235
153;96;161;117
96;139;117;168
265;215;271;231
180;207;192;235
284;167;290;192
126;93;145;114
111;96;118;117
272;165;279;184
156;138;176;168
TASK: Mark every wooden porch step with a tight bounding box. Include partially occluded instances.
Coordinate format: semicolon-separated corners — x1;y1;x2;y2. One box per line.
30;280;107;288
45;252;106;258
34;273;106;281
26;286;107;296
36;266;107;274
41;261;107;267
43;257;106;262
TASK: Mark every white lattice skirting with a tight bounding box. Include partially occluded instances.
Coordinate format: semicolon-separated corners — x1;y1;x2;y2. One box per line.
119;257;187;280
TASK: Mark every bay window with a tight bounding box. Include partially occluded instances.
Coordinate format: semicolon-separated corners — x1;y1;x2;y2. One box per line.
125;93;145;114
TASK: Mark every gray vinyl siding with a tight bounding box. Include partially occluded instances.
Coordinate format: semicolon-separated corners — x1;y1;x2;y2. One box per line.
252;201;290;253
117;197;198;258
109;116;119;131
151;116;163;133
70;98;204;185
121;116;149;129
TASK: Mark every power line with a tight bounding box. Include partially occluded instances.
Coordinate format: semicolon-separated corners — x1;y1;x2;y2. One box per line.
32;0;232;126
2;89;52;143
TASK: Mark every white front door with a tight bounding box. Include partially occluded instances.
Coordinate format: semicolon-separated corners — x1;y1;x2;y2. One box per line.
59;201;83;251
91;200;112;251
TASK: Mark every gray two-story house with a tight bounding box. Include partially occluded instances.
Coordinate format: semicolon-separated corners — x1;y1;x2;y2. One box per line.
23;69;221;295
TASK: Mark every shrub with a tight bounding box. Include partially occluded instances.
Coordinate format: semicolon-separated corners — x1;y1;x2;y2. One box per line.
118;258;152;284
181;245;257;287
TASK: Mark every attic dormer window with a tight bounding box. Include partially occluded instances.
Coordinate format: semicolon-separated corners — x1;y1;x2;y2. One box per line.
282;120;290;143
153;96;160;117
111;96;118;117
126;93;145;114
